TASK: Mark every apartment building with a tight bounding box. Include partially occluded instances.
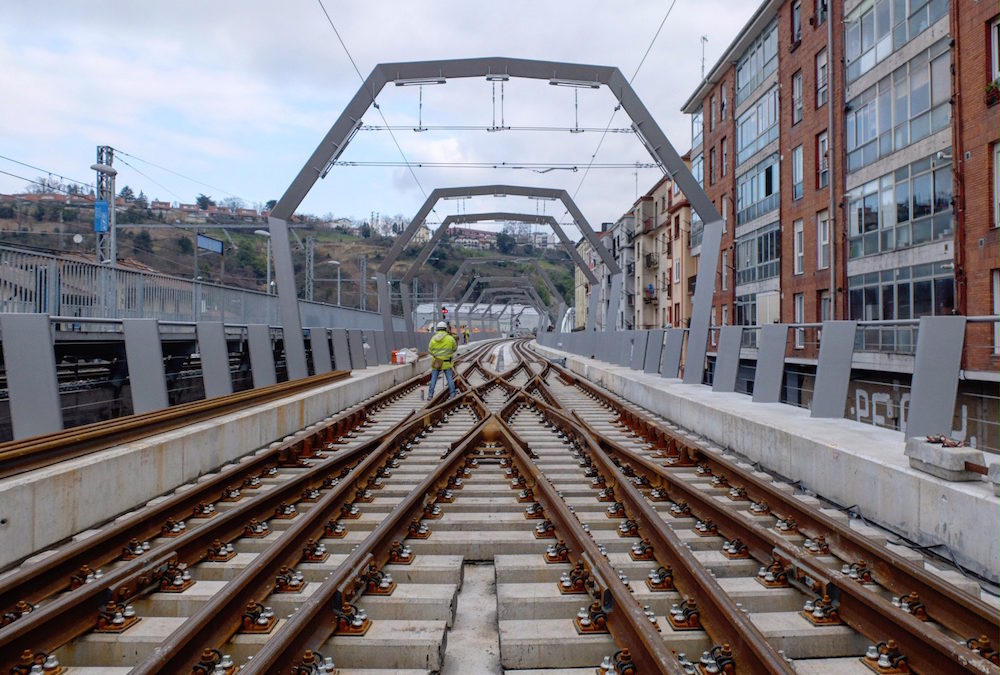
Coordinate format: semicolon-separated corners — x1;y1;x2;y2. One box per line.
682;0;997;376
605;216;635;330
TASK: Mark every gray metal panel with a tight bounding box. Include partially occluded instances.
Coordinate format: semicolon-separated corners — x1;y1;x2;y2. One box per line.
643;330;665;374
123;318;169;413
247;324;277;388
606;273;623;334
266;216;307;380
586;287;601;332
630;331;649;370
0;314;62;439
362;330;377;367
374;330;389;365
331;328;351;370
616;331;633;366
348;329;366;369
309;327;333;374
683;225;722;384
811;321;857;418
196;321;233;399
660;329;685;379
752;324;788;403
905;316;967;438
712;326;744;393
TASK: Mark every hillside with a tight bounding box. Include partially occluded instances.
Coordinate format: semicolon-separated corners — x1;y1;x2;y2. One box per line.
0;200;575;314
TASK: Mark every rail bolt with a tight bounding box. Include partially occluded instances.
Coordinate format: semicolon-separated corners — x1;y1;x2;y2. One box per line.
240;601;276;634
517;487;535;503
335;602;371;635
408;519;432;539
389;540;415;565
722;538;749;559
192;502;217;519
755;559;789;588
841;560;874;584
423;503;443;519
605;502;624;518
159;561;195;593
598;487;616;503
341;503;362;519
205;539;236;562
860;640;909;673
274;566;305;593
161;518;187;537
667;597;701;630
802;594;842;625
244;518;270;538
710;474;730;488
648;487;669;502
120;538;148;560
629;539;655;561
668;501;692;518
574;600;609;634
534;519;556;539
220;485;242;502
803;535;829;555
646;565;675;591
324;519;348;538
966;635;998;665
896;592;929;621
774;516;799;535
694;519;718;536
524;502;544;519
301;487;322;502
727;486;748;501
95;600;139;633
617;519;639;537
749;499;770;515
590;475;607;488
544;539;570;564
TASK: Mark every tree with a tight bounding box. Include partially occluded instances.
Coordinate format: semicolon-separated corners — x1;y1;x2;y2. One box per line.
359;222;372;239
496;231;516;254
133;231;153;255
196;194;215;210
220;196;245;210
119;185;135;202
177;235;193;254
135;191;148;209
265;199;277;211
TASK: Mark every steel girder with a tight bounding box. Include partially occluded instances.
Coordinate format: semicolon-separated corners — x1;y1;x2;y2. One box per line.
267;57;723;382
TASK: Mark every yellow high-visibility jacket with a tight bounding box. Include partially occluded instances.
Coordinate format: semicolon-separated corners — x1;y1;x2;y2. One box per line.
428;330;457;370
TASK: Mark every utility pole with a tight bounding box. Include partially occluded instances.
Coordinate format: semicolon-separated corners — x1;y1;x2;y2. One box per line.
91;146;117;266
701;35;709;79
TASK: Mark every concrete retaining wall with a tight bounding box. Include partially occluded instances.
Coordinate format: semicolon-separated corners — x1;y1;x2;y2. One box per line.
0;360;429;570
533;343;999;582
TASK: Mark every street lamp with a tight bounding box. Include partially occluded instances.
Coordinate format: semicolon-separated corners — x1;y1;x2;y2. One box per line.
325;260;341;306
253;229;271;295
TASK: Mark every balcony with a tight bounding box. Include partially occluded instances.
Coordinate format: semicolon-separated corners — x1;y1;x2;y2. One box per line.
642;287;658;305
644;253;658;268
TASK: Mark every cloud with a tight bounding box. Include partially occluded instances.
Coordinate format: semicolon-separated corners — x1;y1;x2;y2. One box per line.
0;0;758;224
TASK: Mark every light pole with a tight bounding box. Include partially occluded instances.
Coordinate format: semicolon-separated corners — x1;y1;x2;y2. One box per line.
371;276;380;313
253;229;272;295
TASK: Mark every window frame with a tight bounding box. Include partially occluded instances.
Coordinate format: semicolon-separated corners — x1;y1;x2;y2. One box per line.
792;145;804;200
816;49;828;107
793;293;805;348
817;209;830;269
994;142;1000;228
992;18;1000;83
792;70;803;124
817;130;829;188
793;219;805;275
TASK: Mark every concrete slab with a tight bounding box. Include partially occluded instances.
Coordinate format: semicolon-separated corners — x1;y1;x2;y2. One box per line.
440;564;502;675
904;438;986;481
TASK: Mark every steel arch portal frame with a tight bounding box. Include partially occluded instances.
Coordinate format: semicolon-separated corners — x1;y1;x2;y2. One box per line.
466;278;552;327
268;56;723;384
381;190;615;349
473;287;545;333
396;211;597;340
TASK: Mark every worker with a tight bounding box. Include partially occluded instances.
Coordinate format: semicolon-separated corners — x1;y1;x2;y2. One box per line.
462;325;470;344
427;320;457;398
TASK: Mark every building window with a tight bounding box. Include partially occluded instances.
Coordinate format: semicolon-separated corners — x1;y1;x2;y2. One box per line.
709;147;716;185
710;95;717;131
793;220;805;275
992;18;1000;83
735;295;757;332
722;250;729;291
721;304;728;326
792;145;804;200
845;39;951;174
721;83;728;119
792;2;802;45
817;130;829;188
721;137;728;176
722;193;729;232
817;209;830;269
711;306;718;346
994;270;999;353
844;0;948;84
692;107;703;148
736;221;781;284
848;262;955;353
737;86;779;165
819;289;831;322
691;153;704;188
792;70;803;124
736;21;779;106
815;0;827;27
994;143;999;228
793;293;805;347
736;154;779;225
673;259;681;283
815;49;828;107
848;154;953;258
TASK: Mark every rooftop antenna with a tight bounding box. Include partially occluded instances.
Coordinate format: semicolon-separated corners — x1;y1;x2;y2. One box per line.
700;35;709;79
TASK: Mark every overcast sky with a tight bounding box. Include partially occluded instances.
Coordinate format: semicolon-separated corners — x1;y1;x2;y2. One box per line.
0;1;758;232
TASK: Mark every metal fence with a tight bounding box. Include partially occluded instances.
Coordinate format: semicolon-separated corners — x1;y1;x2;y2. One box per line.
0;245;402;329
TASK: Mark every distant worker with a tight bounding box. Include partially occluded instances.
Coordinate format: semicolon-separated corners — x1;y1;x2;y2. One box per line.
428;321;457;399
462;325;470;344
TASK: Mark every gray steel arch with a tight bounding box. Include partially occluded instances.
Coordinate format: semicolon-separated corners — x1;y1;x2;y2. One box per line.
378;189;617;348
268;56;723;383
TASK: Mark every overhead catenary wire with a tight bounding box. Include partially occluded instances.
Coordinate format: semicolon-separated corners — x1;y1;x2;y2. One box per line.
0;155;94;192
112;147;244;202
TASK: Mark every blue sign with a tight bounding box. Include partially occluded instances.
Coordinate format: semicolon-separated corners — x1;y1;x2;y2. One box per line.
93;200;109;233
197;233;224;255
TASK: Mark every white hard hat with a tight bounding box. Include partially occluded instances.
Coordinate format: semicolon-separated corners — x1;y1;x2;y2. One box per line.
436;321;448;330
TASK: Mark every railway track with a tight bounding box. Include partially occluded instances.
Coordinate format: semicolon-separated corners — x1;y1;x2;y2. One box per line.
0;338;994;674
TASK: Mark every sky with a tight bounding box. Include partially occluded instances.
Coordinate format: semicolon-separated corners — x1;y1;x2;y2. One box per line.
0;0;759;235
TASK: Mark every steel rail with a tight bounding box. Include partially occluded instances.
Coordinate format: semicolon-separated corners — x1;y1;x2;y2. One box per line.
503;390;794;674
539;355;1000;673
0;370;351;479
0;406;419;671
554;364;1000;646
0;375;417;612
128;396;446;674
495;409;686;675
240;394;493;674
581;413;999;675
